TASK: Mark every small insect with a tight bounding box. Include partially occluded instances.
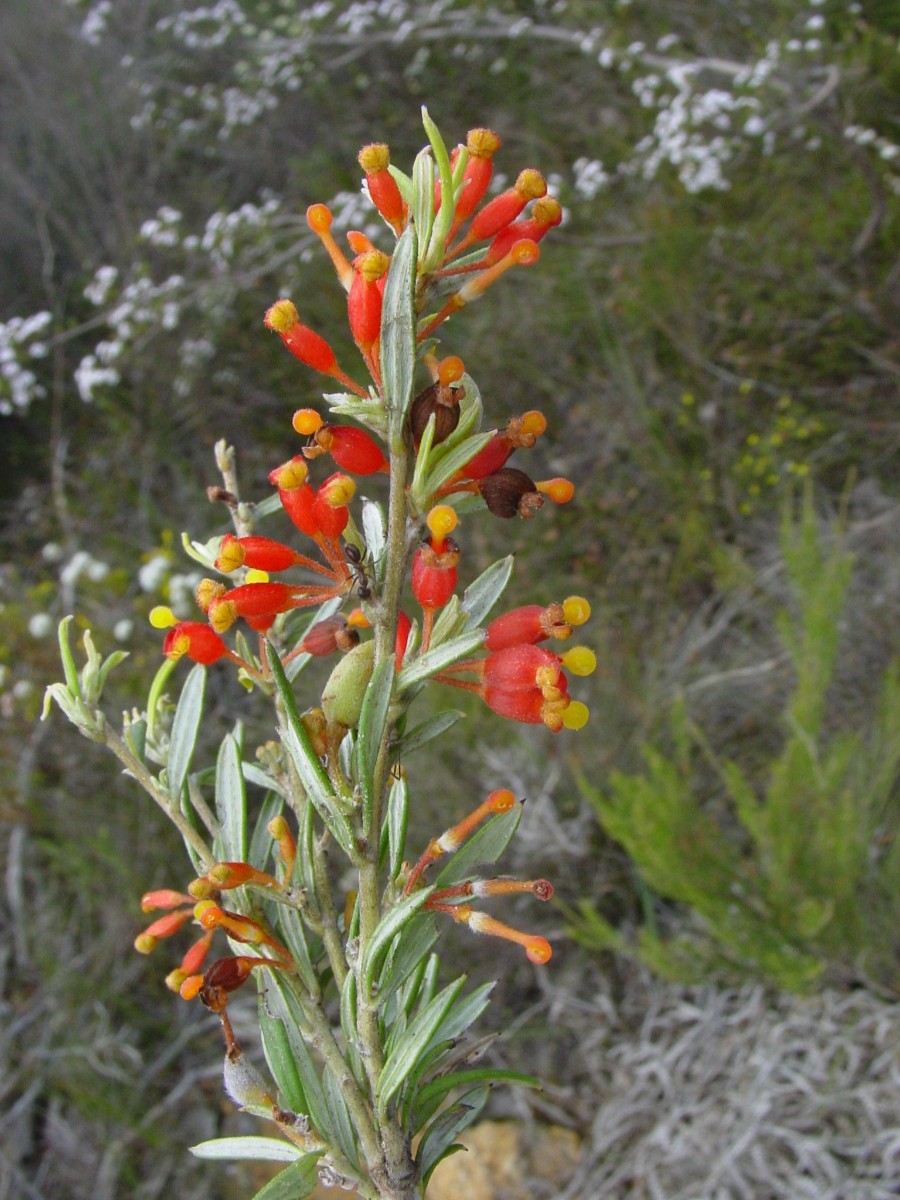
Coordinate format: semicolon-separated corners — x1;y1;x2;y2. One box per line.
344;543;373;600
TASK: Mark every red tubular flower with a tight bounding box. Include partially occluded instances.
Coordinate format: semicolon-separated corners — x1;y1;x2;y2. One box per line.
458;411;547;480
484;196;563;265
264;299;366;395
348;250;390;365
134;908;193;954
264;300;338;372
216;533;307;574
295;411;388;475
141;889;195;912
482;644;563;692
300;615;359;657
485;603;574;651
448;127;502;233
208;581;326;634
358;143;406;234
411;540;459;609
312;472;356;540
163;622;229;665
269;457;318;537
469;169;547;243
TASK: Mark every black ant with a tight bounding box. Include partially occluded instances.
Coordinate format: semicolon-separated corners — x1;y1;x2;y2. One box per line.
344;544;373;601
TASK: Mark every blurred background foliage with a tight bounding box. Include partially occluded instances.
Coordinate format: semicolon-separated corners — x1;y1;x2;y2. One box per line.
1;1;898;1196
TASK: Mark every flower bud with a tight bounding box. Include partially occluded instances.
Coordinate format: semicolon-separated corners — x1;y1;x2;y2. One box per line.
358;143;406;233
321;639;376;728
163;622;228;664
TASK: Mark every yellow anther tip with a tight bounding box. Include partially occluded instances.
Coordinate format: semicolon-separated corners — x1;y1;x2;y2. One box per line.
149;605;176;629
562;701;590;730
561;647;597;677
562;596;591;626
264;299;299;332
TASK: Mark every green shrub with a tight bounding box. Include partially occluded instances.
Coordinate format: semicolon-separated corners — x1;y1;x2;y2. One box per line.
571;489;900;992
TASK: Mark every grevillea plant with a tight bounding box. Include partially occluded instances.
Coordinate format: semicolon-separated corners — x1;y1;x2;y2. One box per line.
44;110;593;1200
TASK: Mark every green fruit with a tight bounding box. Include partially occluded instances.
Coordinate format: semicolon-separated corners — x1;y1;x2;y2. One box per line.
321;640;375;728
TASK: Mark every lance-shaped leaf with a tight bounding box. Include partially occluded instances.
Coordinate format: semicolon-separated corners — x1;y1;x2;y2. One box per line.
394;710;465;759
411;146;436;270
248;1156;322;1200
381;223;417;437
397;630;485;692
357;656;395;819
361;498;387;583
385;775;409;879
267;643;356;860
435;804;523;887
416;1087;490;1186
377;976;467;1116
258;996;308;1115
263;974;332;1141
460;555;515;629
361;887;434;999
375;912;439;1010
168;663;206;802
214;731;247;862
415;430;494;504
248;790;285;871
322;1063;360;1170
190;1136;302;1162
412;1068;540;1134
421;107;456;274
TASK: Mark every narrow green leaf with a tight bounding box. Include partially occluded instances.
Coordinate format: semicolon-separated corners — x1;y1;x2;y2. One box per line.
264;975;332;1141
396;711;466;759
387;776;409;879
429;595;464;649
397;631;485;692
268;643;356;859
361;888;434;998
387;162;414;205
413;1069;540;1133
248;1156;321;1200
322;1063;360;1169
411;147;436;269
190;1136;301;1162
435;805;523;887
461;556;515;629
381;223;417;433
410;411;437;500
275;905;318;993
168;663;206;801
377;977;467;1115
258;997;308;1114
214;732;247;862
416;1087;490;1185
248;791;284;871
56;616;82;699
361;498;387;583
375;912;439;1009
420;431;494;499
425;980;494;1052
421;107;456;273
357;657;395;816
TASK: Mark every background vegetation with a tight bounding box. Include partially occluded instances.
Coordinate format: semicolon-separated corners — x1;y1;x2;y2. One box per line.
1;1;897;1197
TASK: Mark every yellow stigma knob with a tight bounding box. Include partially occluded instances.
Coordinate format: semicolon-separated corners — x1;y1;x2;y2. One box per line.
520;410;547;437
426;505;458;543
244;569;269;584
561;647;597;676
149;605;176;629
306;203;333;232
292;408;324;436
561;700;590;730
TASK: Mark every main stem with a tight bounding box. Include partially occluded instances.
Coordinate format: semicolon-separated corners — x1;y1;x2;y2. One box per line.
355;431;421;1199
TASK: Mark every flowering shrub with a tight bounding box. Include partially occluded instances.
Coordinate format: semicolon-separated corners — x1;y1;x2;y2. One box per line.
45;111;594;1200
